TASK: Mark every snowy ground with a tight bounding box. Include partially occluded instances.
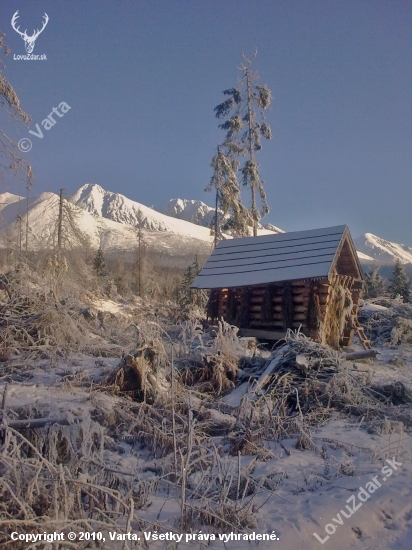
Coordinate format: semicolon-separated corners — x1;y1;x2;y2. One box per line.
0;299;411;549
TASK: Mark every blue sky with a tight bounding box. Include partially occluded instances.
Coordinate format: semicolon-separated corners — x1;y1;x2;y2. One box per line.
0;0;411;244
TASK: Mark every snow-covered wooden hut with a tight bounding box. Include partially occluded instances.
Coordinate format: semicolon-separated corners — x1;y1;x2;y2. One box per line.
191;225;369;348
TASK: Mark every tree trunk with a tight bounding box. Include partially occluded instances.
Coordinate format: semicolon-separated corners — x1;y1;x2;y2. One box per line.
57;188;64;254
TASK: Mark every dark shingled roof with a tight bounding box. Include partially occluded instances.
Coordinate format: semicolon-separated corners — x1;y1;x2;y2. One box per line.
191;225;360;289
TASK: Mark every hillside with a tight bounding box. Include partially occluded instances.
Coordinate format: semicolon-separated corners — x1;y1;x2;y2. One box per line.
0;190;213;258
354;233;412;265
72;184;214;240
156;197;285;234
1;185;410;270
154;197;217;227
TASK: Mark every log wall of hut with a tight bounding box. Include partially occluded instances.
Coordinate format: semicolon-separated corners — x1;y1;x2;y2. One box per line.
207;271;364;348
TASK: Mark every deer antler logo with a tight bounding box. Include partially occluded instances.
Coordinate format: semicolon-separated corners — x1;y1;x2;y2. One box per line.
11;11;49;54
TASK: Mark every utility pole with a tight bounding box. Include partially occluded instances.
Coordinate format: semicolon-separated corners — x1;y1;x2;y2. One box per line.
57;188;64;254
135;209;146;298
16;215;22;258
138;226;142;296
25;184;29;252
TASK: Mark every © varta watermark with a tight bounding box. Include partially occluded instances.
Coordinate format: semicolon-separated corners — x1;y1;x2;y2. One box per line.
11;11;48;60
313;456;402;544
18;102;72;152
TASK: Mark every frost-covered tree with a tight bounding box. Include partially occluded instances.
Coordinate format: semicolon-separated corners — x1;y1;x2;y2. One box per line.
389;259;410;302
206;145;252;244
41;191;92;298
0;33;33;186
178;255;208;308
52;190;89;254
364;266;386;298
0;34;34;255
214;51;272;236
93;247;106;277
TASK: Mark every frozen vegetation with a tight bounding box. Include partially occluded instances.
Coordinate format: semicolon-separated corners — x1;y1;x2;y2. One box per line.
0;264;411;549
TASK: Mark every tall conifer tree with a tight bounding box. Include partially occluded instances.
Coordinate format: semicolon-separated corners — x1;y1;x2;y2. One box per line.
214;51;273;236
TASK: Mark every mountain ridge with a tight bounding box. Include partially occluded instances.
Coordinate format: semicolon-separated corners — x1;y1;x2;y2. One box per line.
0;188;213;258
155;197;285;234
354;233;412;266
0;183;410;267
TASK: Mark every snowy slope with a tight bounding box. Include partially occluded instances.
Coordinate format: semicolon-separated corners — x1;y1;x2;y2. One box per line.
1;185;408;266
73;183;282;241
72;184;212;241
155;198;217;227
357;250;375;263
354;233;412;265
0;192;23;212
0;192;134;249
0;191;213;256
156;197;285;235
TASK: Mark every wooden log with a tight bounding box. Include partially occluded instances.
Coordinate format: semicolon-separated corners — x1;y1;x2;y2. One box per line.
250;315;284;324
250;295;264;301
293;313;307;321
291;286;309;294
318;295;329;306
249;289;267;297
342;328;355;344
253;353;286;390
317;282;332;290
344;349;378;360
351;295;361;306
248;322;311;332
352;281;364;290
239;329;288;340
6;416;71;430
250;305;284;314
291;296;309;305
249;322;284;329
292;296;309;303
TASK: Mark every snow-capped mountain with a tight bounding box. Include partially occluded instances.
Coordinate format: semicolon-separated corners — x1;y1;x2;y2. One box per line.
0;192;23;210
1;184;409;267
354;233;412;265
72;184;212;240
0;184;281;257
356;251;375;263
73;184;283;237
155;198;285;234
155;198;217;227
0;189;213;257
